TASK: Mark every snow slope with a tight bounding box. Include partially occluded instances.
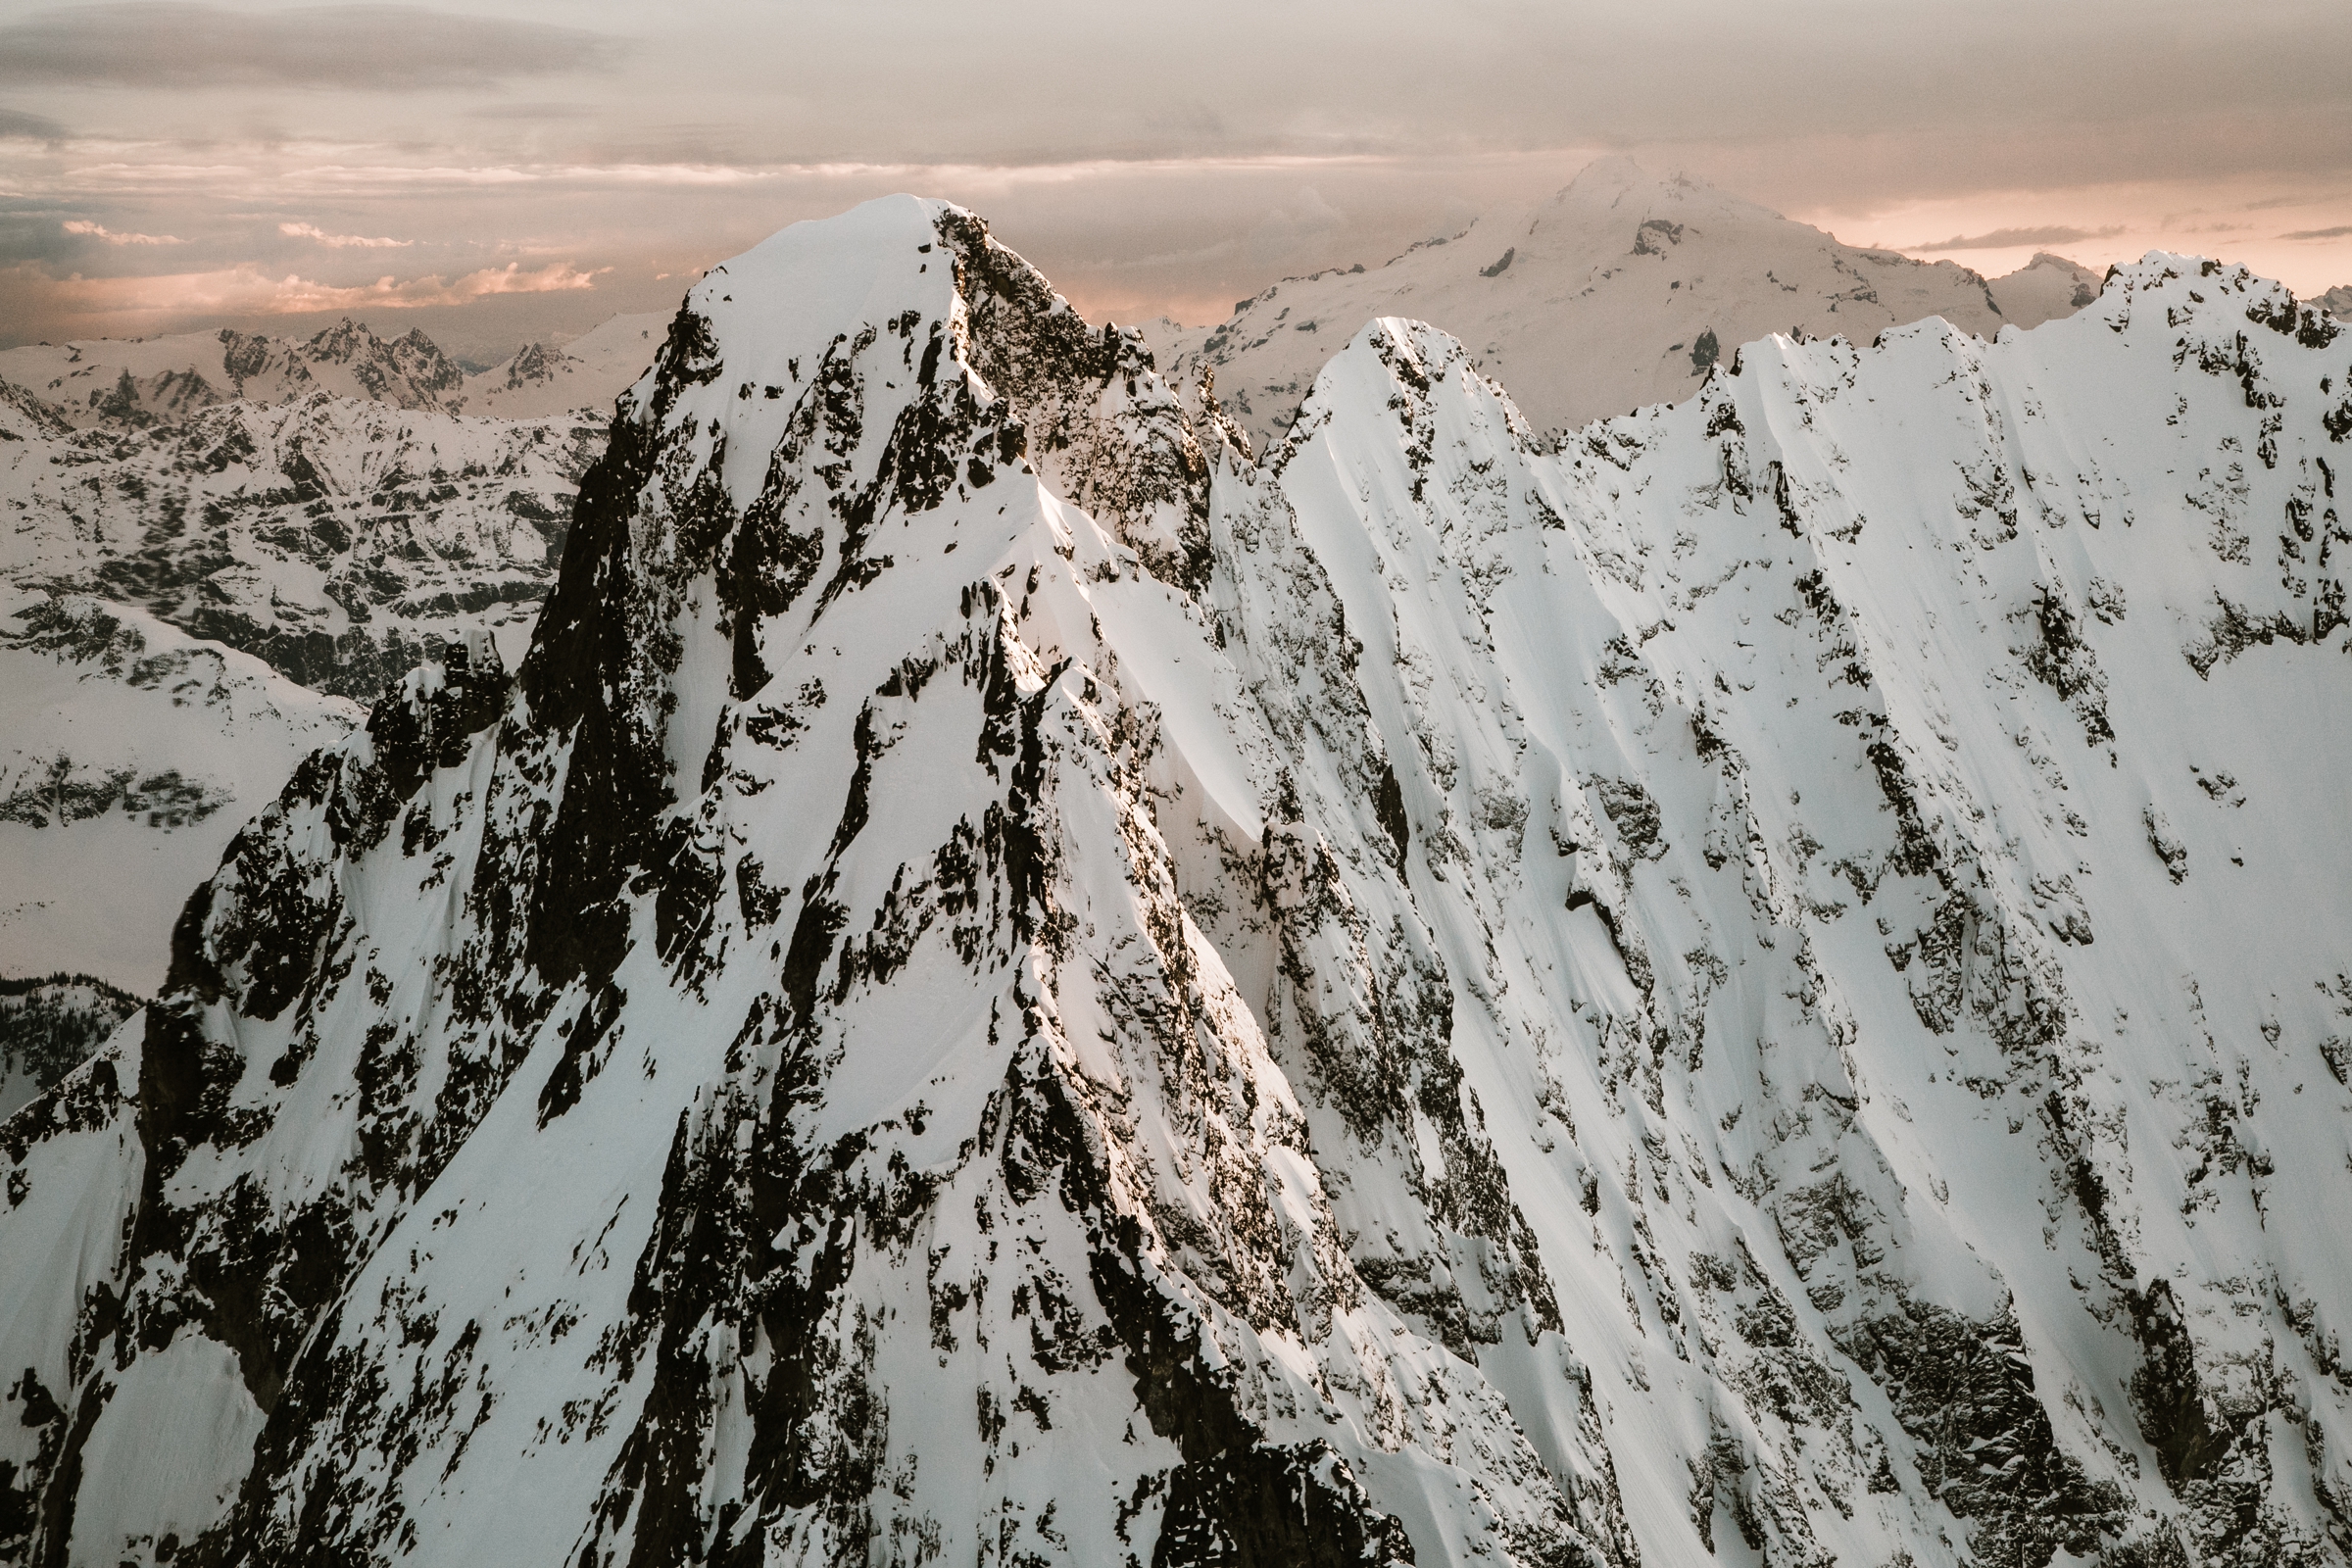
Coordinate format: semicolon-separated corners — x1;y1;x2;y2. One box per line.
1144;157;2088;448
466;313;670;418
4;199;2350;1568
0;590;361;996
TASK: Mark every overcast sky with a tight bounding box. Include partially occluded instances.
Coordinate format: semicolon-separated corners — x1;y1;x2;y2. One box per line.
2;0;2348;361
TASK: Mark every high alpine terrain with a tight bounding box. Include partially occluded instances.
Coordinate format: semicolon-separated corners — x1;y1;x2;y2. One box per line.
1144;158;2099;447
0;315;667;430
0;363;609;998
0;976;140;1120
3;194;2350;1568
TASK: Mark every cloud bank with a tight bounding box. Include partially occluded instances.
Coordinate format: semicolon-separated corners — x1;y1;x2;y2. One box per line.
0;3;612;91
1913;224;2126;252
0;0;2343;351
28;259;605;321
63;219;182;245
280;221;410;249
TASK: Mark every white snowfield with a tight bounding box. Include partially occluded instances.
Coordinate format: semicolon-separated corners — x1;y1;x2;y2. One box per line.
466;313;672;419
1146;157;2101;448
2;196;2349;1568
0;590;359;996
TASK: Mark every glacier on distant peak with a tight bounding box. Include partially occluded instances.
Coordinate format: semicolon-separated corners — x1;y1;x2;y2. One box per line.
1145;156;2099;447
3;199;2350;1568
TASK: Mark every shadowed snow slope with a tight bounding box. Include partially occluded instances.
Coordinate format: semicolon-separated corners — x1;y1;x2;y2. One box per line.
4;197;2351;1568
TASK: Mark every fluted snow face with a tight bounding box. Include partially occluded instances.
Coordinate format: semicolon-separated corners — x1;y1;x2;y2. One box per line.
1197;258;2352;1565
4;204;2349;1568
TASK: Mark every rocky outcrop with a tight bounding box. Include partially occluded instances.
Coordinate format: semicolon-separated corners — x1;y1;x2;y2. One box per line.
0;976;140;1119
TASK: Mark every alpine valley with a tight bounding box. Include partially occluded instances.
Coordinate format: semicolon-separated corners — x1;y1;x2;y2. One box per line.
3;190;2350;1568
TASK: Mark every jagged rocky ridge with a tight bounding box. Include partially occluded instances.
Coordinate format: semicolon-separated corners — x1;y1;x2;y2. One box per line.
0;320;472;430
3;197;2351;1568
0;314;673;431
0;387;601;697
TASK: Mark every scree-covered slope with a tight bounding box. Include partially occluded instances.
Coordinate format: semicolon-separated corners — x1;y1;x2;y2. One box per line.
3;197;2350;1568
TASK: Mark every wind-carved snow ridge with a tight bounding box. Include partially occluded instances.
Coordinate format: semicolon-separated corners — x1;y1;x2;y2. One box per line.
4;204;2351;1568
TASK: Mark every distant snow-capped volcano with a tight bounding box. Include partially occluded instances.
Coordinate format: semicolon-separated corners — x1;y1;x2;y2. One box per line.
1146;157;2102;445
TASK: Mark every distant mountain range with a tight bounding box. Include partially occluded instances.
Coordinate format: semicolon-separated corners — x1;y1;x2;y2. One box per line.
1144;158;2103;446
5;193;2349;1567
0;312;666;429
0;347;606;1001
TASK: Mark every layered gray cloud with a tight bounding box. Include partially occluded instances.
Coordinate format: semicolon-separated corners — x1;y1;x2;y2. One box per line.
0;3;611;90
0;105;66;138
1916;225;2126;252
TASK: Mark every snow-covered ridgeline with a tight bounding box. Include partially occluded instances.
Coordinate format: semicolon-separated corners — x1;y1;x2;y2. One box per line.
0;389;599;698
0;314;665;429
2;199;2349;1568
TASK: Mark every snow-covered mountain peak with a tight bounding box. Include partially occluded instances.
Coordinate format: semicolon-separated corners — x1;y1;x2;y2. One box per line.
1990;251;2105;328
464;312;669;418
5;202;2351;1568
1544;151;1788;229
1145;157;2040;444
617;194;1215;594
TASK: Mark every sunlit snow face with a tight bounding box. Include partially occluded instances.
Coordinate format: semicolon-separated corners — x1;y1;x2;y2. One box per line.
0;0;2346;351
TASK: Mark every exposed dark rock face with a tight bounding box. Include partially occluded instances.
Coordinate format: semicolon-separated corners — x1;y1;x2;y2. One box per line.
2;214;2350;1568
